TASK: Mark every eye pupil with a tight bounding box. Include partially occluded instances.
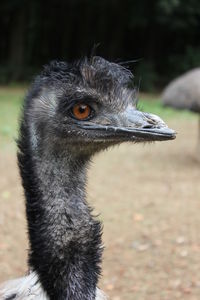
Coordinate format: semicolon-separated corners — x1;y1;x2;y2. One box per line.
79;105;87;114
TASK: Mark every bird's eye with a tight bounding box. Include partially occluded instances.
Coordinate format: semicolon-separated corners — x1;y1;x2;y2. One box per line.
71;103;92;120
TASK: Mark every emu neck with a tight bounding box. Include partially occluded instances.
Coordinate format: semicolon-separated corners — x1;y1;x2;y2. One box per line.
20;141;102;300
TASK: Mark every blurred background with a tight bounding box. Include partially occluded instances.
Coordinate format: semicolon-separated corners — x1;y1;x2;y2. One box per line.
0;1;200;300
0;0;200;90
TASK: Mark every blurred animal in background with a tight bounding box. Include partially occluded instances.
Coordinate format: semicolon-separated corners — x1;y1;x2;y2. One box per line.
0;56;175;300
162;68;200;157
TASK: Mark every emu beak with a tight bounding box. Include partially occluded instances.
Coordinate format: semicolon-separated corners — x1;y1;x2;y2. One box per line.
114;108;176;141
79;107;176;142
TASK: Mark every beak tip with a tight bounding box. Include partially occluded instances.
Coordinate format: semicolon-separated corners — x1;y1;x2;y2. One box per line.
162;126;176;133
155;127;177;140
164;128;177;139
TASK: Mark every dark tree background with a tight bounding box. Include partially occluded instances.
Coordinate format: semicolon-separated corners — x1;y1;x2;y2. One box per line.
0;0;200;90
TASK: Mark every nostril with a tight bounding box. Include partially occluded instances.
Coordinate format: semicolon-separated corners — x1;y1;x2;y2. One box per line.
142;124;154;129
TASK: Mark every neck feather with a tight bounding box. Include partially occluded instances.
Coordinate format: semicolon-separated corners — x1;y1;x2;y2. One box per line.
18;123;102;300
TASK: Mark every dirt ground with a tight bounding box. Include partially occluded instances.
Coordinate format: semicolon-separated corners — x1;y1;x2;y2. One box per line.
0;119;200;300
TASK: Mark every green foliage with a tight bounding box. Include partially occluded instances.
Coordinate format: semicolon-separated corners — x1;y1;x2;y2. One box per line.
0;88;25;148
0;0;200;90
168;46;200;77
139;96;196;120
135;61;157;92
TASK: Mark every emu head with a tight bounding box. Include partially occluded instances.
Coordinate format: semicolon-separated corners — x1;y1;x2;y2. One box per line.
26;56;175;156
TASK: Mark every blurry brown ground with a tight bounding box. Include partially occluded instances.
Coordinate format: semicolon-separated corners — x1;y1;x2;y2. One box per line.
0;119;200;300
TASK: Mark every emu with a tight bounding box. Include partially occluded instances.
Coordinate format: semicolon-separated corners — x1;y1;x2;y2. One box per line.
0;56;175;300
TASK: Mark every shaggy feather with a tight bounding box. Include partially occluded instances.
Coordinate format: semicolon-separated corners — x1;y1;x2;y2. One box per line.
0;272;107;300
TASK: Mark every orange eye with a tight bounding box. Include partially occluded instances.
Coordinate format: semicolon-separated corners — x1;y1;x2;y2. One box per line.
72;103;92;120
